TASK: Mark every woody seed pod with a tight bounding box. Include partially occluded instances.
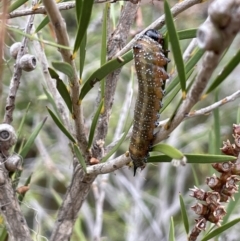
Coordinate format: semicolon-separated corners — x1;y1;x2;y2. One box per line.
10;42;22;59
19;54;37;72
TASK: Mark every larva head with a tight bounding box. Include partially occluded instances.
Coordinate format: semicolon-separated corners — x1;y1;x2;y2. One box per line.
145;29;164;45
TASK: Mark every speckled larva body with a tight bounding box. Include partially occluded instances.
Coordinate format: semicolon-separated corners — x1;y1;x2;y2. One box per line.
129;29;170;175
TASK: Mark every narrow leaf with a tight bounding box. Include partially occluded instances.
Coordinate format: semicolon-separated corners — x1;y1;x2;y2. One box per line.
16;102;31;139
205;48;240;94
79;50;133;100
34;16;49;33
73;0;94;55
7;26;72;50
148;153;236;163
179;194;189;234
73;144;87;172
178;29;197;40
75;0;83;22
164;0;186;96
223;191;240;224
19;117;47;158
202;218;240;241
42;86;60;119
169;217;175;241
166;47;204;95
88;99;104;149
8;0;28;13
47;107;76;143
52;61;74;80
152;143;184;160
79;33;87;79
56;79;72;113
48;67;60;79
101;120;132;163
100;3;109;98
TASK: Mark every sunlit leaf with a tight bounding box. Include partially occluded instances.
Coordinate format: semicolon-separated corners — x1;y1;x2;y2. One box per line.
79;50;133;100
19;117;47;158
73;0;94;55
164;0;186;96
202;218;240;241
73;144;87;172
148;153;236;163
88;99;104;149
179;194;189;234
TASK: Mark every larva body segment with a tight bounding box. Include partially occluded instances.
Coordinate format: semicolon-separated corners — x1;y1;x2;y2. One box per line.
129;29;170;175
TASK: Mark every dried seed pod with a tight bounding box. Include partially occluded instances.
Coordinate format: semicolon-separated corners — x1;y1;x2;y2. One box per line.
19;54;37;72
10;42;22;59
191;203;209;216
5;154;22;172
189;186;206;200
0;124;17;156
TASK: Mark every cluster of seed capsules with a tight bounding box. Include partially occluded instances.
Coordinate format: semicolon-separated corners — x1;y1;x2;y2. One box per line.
189;124;240;239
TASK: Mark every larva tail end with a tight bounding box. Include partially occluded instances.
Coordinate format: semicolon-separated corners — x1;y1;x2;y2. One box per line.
133;165;138;176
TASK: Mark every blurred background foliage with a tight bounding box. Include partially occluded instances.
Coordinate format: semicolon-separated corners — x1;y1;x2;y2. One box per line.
1;0;240;240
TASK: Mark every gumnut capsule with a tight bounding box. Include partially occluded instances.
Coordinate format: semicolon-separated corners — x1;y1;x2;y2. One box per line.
10;42;22;59
19;54;37;72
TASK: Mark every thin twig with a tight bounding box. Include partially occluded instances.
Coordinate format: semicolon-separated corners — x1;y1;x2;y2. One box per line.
6;2;75;19
42;0;88;157
187;90;240;117
115;0;204;58
3;4;36;124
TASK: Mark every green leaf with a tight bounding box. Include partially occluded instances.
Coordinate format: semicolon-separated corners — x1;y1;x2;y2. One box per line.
164;0;186;96
73;143;87;172
7;26;72;50
88;99;104;149
205;48;240;95
73;0;94;55
100;3;109;98
201;218;240;241
178;29;197;40
169;217;175;241
48;67;60;79
191;165;200;187
56;79;72;113
42;86;60;119
79;33;87;79
152;143;184;160
237;105;240;124
223;190;240;225
48;67;72;112
52;61;74;80
73;216;88;241
148;153;236;163
179;194;189;234
0;229;7;241
102;120;133;163
19;117;47;158
8;0;28;13
75;0;83;22
47;107;76;143
79;50;133;100
16;102;31;139
50;188;62;206
162;68;195;113
166;47;204;95
34;16;49;33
